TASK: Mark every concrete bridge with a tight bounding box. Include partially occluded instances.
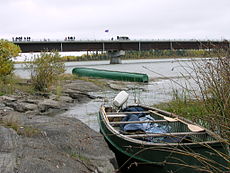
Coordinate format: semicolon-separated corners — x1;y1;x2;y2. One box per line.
13;40;229;63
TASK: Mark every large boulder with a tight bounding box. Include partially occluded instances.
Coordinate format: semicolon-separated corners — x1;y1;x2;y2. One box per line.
65;89;94;103
0;126;19;173
64;80;102;92
0;114;116;173
38;99;61;112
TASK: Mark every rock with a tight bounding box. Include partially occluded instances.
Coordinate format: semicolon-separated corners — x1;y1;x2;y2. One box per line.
15;115;116;173
0;103;5;107
0;79;118;172
65;89;94;103
3;102;37;113
0;96;17;102
58;96;73;103
0;126;19;152
24;99;40;105
109;83;128;90
64;80;102;92
38;99;61;112
0;153;17;173
49;95;73;103
21;103;38;111
4;102;26;112
0;126;19;173
0;107;14;116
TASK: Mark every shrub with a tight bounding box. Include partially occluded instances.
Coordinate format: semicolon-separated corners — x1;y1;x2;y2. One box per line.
192;51;230;139
155;48;230;139
0;40;21;78
27;51;65;91
0;40;21;94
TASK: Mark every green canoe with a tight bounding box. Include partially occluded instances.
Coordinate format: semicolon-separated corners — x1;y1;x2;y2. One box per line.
98;104;229;173
72;67;149;82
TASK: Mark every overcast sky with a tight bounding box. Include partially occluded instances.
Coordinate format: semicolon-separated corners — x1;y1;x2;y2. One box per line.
1;0;230;41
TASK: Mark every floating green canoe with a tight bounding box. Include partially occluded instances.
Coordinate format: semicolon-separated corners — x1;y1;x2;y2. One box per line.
72;67;149;82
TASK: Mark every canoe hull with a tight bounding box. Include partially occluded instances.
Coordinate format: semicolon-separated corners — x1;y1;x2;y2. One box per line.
98;105;229;173
72;67;149;82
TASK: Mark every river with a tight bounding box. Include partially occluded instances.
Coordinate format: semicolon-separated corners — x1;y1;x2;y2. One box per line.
14;58;200;131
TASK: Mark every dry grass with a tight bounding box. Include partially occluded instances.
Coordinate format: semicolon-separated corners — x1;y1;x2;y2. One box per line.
0;115;40;137
148;48;230;172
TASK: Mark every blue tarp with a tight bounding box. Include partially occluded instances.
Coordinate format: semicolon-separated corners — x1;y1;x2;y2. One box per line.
120;106;190;143
120;107;170;135
120;107;146;132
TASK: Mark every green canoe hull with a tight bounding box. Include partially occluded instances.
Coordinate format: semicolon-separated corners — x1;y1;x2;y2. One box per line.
72;67;149;82
98;105;229;173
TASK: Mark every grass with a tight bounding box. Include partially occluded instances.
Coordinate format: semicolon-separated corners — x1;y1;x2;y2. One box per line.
155;93;208;121
71;152;91;163
0;116;40;137
152;49;230;173
58;73;78;81
153;89;230;172
0;74;34;95
17;126;41;137
77;76;108;87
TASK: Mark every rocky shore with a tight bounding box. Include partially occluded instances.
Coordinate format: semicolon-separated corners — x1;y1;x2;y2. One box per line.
0;79;117;173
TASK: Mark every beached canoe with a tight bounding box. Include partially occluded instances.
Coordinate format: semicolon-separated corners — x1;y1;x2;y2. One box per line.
98;104;229;172
72;67;149;82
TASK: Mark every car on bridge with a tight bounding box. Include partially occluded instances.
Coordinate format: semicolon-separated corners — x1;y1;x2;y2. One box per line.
117;36;130;40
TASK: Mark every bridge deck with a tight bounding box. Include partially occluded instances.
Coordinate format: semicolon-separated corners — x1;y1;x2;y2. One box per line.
13;40;229;53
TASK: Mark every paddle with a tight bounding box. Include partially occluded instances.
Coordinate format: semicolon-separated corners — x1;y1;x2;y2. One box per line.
149;110;204;132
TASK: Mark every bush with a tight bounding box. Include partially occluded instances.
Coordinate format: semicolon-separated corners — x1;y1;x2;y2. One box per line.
27;51;65;91
156;48;230;139
0;39;21;78
192;51;230;139
0;40;21;94
154;49;230;172
0;40;21;78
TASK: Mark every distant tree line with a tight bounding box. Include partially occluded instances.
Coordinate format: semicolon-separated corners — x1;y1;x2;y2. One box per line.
60;49;224;62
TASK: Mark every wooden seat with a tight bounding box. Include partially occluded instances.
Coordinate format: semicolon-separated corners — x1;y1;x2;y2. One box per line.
107;111;150;115
109;120;169;125
107;114;127;118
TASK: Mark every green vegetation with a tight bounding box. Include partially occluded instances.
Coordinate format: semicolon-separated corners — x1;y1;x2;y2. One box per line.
154;49;230;172
124;49;219;59
71;152;91;163
60;53;107;62
59;49;223;62
155;90;208;121
17;126;41;137
0;39;21;95
27;51;65;92
155;49;230;140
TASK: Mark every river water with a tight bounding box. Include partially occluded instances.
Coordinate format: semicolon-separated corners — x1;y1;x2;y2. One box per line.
14;58;200;132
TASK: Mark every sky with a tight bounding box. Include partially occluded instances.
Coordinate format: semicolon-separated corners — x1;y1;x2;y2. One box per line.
1;0;230;41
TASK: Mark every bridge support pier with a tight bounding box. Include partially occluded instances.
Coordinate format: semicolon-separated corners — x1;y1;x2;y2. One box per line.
108;50;125;64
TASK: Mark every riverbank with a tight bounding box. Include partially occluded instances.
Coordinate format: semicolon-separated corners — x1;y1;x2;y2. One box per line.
0;79;117;173
14;55;212;64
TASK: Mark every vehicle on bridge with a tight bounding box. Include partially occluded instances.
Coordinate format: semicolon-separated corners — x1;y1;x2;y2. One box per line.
117;36;130;40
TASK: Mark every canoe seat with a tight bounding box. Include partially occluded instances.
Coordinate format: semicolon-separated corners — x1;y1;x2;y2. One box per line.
110;120;169;125
107;114;127;118
107;111;150;114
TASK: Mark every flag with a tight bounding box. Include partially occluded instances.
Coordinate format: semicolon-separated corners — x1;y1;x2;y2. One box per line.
105;29;109;33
